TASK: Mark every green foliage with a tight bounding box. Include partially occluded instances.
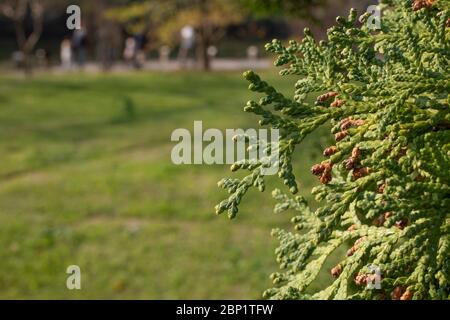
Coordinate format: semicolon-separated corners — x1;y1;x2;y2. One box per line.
239;0;325;19
217;0;450;299
156;0;243;45
106;0;243;46
105;1;176;35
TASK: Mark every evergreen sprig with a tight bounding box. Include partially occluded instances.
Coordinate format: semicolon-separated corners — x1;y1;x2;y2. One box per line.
216;0;449;300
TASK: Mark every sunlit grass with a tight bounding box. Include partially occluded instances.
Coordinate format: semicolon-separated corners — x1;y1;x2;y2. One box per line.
0;71;331;298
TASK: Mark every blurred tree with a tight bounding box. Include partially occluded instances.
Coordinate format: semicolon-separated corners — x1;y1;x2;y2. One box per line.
239;0;325;20
0;0;77;72
0;0;44;73
106;1;174;36
107;0;244;71
161;0;243;70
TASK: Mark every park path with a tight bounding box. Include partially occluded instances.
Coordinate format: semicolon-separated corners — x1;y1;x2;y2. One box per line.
51;58;272;74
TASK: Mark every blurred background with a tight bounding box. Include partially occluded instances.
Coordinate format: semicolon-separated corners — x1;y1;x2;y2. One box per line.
0;0;373;299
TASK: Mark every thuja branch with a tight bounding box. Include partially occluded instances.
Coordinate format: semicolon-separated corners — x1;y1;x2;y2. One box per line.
216;0;449;300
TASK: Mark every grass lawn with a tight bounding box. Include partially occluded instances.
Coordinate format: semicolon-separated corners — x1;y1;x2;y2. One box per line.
0;70;333;299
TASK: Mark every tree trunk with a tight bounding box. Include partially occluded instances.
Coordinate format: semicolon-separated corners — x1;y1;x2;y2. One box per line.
8;0;44;75
197;0;211;71
198;26;211;71
22;51;33;75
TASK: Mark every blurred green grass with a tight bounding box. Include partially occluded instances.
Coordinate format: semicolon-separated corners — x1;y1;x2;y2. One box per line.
0;71;332;299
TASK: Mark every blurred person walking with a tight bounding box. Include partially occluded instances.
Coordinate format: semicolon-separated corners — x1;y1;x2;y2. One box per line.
72;26;87;68
60;38;72;70
123;37;137;67
177;25;195;68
